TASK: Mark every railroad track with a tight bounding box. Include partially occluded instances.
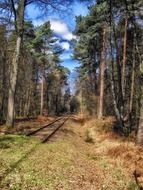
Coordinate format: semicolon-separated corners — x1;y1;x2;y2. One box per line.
0;116;69;185
27;116;69;143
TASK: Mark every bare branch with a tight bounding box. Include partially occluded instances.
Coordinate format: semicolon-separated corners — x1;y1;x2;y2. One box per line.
10;0;17;31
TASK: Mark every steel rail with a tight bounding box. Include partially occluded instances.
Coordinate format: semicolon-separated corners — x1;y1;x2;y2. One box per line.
26;117;63;136
41;117;69;143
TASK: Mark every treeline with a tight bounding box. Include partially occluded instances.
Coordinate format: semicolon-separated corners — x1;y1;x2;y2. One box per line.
73;0;143;141
0;0;74;127
0;21;71;119
0;0;143;144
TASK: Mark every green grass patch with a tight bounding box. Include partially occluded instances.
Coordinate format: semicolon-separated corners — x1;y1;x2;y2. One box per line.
0;135;38;182
127;180;139;190
0;138;76;189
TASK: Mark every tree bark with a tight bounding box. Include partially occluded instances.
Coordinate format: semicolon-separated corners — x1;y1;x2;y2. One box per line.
98;28;106;119
0;51;7;121
40;75;44;116
137;90;143;145
109;0;126;132
6;0;26;127
80;85;83;117
113;22;125;124
24;85;31;117
136;35;143;144
6;36;21;126
109;0;120;121
129;33;136;114
110;44;121;121
122;17;128;98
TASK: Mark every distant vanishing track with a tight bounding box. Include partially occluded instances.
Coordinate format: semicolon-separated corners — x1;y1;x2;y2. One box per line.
27;116;69;143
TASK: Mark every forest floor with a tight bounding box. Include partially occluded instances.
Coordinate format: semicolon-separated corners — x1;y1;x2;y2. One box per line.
0;115;143;190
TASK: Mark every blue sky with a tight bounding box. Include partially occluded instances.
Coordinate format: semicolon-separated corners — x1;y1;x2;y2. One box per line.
26;1;89;72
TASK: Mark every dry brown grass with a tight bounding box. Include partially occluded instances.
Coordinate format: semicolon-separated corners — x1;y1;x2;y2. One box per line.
80;116;143;189
36;115;54;122
0;116;56;135
106;143;143;189
83;117;115;143
70;115;91;126
84;116;115;130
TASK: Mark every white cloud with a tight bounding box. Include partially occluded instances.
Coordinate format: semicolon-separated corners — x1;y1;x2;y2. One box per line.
50;19;76;41
60;42;70;50
32;18;77;41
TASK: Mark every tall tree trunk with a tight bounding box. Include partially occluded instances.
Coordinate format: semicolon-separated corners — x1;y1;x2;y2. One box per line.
19;98;22;117
0;51;6;120
137;88;143;145
122;17;128;98
55;94;59;115
24;85;31;117
98;28;106;119
113;22;126;133
136;31;143;144
80;84;83;117
129;33;136;114
6;36;21;126
6;0;25;127
109;0;126;132
40;75;44;116
110;43;121;122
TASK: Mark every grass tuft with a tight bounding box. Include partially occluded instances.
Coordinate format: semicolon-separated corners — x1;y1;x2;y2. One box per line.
85;128;96;143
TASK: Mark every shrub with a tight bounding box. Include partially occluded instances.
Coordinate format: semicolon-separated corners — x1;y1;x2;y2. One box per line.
85;128;96;143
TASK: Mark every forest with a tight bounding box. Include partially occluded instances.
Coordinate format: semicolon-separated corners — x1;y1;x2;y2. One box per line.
0;0;143;189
